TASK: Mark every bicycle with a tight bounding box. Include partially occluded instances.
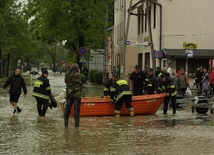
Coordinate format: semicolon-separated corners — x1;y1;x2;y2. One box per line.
192;82;211;96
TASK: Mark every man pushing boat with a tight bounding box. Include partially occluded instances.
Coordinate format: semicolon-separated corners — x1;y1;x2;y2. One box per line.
111;74;134;117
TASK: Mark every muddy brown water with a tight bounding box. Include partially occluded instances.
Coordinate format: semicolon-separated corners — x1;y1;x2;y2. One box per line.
0;74;214;155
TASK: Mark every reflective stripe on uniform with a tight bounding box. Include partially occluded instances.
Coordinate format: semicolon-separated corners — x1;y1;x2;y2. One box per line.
32;92;49;100
148;84;152;87
158;87;163;90
104;87;109;91
128;107;134;112
46;86;51;90
34;80;43;88
115;110;120;114
171;91;177;96
116;91;132;102
170;85;175;88
110;86;116;92
116;80;128;86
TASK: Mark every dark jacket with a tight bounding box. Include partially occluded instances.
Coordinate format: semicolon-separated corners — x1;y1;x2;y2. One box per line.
158;77;177;96
111;79;132;102
144;74;158;94
103;78;114;97
65;70;86;99
3;74;27;95
130;71;146;89
32;75;51;100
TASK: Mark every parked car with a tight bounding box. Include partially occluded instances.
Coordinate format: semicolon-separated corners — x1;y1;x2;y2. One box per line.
30;67;38;75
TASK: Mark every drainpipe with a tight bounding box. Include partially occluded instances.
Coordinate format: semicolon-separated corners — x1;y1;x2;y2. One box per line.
149;0;162;67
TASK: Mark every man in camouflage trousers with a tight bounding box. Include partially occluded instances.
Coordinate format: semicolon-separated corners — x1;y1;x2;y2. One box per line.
64;63;86;127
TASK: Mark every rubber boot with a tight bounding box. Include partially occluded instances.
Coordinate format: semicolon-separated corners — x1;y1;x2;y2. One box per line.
115;113;120;118
129;111;134;117
64;114;69;127
17;106;22;113
74;118;80;127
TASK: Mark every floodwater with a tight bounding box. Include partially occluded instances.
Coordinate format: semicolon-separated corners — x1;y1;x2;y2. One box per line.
1;73;214;155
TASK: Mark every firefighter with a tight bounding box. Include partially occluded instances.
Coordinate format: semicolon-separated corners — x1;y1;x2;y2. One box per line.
144;68;158;94
103;73;116;98
158;74;177;114
32;68;52;116
111;74;134;117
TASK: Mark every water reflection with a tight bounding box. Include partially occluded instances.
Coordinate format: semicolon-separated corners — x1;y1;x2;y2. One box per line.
1;75;214;154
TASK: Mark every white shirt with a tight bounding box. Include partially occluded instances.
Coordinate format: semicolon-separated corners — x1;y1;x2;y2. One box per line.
167;67;172;76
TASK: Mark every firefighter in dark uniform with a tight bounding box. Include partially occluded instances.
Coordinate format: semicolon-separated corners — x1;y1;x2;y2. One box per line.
103;73;115;97
158;74;177;114
130;65;146;95
144;68;158;94
32;68;52;116
111;74;134;117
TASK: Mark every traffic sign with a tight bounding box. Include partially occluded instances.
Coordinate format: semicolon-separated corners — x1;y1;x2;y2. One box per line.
79;56;86;63
183;42;198;49
78;47;88;56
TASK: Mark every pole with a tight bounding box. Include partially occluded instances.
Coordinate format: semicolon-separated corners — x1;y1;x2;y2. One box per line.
123;0;133;79
146;0;156;70
186;54;188;75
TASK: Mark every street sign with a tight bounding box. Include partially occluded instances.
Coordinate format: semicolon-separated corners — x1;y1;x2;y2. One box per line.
183;42;198;49
155;50;165;59
125;40;131;45
79;56;86;63
78;47;88;56
185;50;193;58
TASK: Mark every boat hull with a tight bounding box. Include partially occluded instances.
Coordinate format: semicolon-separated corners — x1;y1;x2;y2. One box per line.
60;94;166;117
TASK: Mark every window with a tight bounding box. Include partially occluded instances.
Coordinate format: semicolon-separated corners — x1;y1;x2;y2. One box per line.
149;6;151;28
138;12;140;34
138;53;143;69
153;4;156;28
145;9;147;31
145;52;150;67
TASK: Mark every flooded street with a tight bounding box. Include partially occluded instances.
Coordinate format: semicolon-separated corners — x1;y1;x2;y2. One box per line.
1;73;214;155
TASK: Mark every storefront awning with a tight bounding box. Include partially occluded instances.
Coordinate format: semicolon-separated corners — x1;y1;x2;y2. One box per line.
163;49;214;58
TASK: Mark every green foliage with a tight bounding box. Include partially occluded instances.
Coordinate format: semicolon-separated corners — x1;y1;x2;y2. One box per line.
0;0;42;74
90;70;103;84
25;0;112;63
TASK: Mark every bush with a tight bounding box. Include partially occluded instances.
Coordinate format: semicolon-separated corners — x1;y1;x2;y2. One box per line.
89;70;103;84
89;70;96;82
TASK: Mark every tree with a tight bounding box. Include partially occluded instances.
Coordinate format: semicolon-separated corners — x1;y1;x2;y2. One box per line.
25;0;111;69
0;0;42;76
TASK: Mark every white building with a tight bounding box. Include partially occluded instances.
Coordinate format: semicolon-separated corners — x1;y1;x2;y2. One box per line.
114;0;139;80
129;0;214;75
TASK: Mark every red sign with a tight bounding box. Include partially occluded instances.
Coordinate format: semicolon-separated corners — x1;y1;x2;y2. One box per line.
78;47;88;56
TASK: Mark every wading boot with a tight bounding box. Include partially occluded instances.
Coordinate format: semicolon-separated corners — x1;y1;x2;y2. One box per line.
17;106;22;113
74;118;80;127
64;115;69;127
115;114;120;118
13;110;16;114
129;111;134;117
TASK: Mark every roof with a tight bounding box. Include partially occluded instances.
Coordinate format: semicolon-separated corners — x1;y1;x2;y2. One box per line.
163;49;214;58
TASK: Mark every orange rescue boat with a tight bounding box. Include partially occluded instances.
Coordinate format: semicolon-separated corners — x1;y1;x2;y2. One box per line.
59;94;166;117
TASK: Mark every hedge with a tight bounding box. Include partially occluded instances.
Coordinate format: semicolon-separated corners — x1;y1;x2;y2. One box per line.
89;70;103;84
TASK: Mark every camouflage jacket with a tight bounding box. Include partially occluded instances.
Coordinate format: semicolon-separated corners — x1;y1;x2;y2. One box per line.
65;70;86;99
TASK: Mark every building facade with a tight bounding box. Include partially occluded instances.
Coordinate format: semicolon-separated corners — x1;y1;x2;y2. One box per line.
114;0;139;80
129;0;214;75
